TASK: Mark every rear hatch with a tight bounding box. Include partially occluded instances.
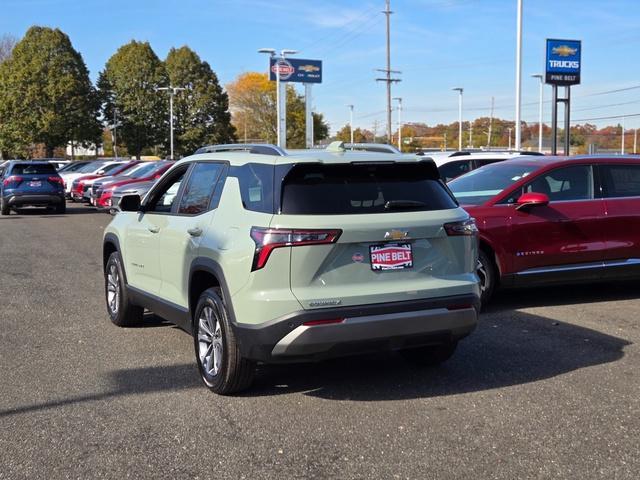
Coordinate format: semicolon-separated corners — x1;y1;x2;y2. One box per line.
6;163;62;195
270;161;478;309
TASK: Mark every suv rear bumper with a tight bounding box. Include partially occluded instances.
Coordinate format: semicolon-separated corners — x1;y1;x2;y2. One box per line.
233;294;479;363
5;194;64;207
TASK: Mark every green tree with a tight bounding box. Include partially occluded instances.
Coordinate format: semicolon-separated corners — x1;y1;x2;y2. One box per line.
0;27;100;157
164;46;235;157
98;41;168;159
335;125;372;143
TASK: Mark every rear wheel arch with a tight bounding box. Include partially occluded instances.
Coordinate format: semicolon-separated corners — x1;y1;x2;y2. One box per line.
189;269;221;319
479;238;501;279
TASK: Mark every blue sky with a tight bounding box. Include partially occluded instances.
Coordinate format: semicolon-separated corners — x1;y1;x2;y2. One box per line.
3;0;640;133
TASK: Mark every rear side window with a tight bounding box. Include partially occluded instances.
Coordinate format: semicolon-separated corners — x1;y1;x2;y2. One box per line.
10;163;56;175
231;163;274;213
439;160;472;183
602;164;640;198
280;163;457;215
178;162;225;215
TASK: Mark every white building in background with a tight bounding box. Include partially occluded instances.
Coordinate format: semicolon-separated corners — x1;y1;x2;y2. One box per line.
65;142;104;157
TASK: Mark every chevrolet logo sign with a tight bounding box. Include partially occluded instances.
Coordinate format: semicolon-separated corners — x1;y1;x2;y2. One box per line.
299;64;320;73
552;45;577;57
384;229;409;240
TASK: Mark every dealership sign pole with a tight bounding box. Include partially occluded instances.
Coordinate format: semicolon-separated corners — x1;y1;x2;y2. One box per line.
269;57;322;149
545;39;581;155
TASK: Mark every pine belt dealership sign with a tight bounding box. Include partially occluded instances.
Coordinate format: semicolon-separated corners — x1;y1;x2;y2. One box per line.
545;39;581;86
269;58;322;83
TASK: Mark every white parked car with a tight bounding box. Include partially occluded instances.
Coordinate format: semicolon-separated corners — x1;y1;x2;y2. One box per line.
59;160;126;195
423;151;544;182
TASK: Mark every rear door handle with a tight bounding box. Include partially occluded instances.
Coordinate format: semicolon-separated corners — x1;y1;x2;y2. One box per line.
187;227;203;237
148;226;160;233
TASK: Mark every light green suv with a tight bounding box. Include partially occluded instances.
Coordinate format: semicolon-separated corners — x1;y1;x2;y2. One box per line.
103;148;480;394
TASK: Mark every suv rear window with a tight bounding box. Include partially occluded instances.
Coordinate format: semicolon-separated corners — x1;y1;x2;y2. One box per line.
10;163;56;175
280;162;456;215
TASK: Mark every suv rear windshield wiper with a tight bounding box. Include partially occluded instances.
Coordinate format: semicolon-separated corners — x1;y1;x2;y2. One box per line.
384;200;427;211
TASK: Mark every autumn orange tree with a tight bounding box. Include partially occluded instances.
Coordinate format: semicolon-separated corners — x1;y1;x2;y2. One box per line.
226;72;328;148
334;125;373;143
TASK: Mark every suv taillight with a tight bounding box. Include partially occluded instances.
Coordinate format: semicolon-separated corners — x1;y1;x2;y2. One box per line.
444;218;478;236
250;227;342;271
3;175;22;187
48;176;63;185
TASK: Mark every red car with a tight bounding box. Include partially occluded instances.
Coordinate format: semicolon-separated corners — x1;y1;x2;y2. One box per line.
94;161;173;209
448;155;640;303
70;161;141;202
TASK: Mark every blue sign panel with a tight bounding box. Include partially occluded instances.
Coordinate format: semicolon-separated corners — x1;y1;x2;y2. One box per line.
269;58;322;84
545;39;581;85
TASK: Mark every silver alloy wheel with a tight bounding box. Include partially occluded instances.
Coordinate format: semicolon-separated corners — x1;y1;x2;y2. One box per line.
198;304;223;377
107;264;120;314
477;258;488;293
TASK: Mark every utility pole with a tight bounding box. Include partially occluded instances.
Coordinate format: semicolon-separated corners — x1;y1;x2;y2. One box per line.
156;86;186;160
393;97;402;150
376;0;401;143
621;117;626;155
452;87;463;150
487;96;494;147
508;127;513;150
514;0;523;150
634;128;638;154
468;119;473;148
373;119;379;142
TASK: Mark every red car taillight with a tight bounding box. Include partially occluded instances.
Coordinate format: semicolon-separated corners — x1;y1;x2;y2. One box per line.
250;227;342;271
3;175;22;187
444;218;478;236
48;176;63;185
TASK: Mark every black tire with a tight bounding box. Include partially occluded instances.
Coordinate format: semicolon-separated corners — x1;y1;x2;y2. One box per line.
400;341;458;367
193;288;255;395
477;249;497;306
105;251;144;327
55;202;66;214
0;198;9;216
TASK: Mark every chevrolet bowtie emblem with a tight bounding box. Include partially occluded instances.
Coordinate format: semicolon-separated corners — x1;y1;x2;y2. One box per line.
552;45;577;57
385;229;409;240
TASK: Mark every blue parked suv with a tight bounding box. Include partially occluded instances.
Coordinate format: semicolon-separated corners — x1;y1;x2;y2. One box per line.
0;161;66;215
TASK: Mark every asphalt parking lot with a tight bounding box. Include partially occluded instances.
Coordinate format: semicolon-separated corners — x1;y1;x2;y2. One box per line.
1;206;639;479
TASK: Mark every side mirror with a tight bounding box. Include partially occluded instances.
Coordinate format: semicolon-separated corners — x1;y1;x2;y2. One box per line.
516;192;549;211
119;194;141;212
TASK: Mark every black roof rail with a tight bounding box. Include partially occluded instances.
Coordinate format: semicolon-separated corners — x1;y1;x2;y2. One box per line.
194;143;287;156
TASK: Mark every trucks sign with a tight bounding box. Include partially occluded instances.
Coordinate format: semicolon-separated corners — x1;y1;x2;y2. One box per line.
545;39;581;85
269;58;322;84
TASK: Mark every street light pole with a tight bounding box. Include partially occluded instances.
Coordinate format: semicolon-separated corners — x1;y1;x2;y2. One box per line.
452;88;463;151
259;48;298;148
514;0;523;150
508;127;513;150
621;117;626;155
532;74;544;152
156;86;185;160
347;104;354;145
393;97;402;150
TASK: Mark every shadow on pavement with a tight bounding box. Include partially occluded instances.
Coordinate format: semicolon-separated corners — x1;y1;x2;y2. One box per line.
487;281;640;312
0;309;631;415
249;308;631;400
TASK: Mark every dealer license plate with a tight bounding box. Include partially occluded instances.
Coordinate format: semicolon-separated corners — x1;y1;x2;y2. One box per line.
369;242;413;271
